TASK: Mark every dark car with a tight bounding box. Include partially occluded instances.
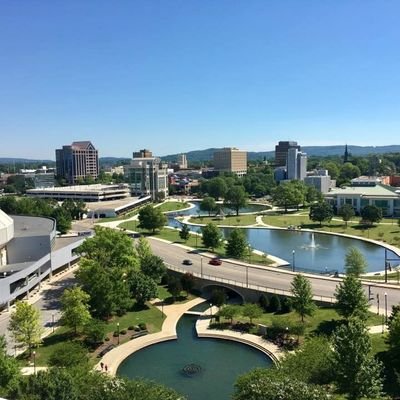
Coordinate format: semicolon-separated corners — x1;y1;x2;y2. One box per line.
182;259;193;265
209;258;222;266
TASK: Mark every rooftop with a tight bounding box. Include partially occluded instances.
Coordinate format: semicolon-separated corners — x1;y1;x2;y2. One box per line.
12;215;55;237
328;184;400;198
27;184;129;194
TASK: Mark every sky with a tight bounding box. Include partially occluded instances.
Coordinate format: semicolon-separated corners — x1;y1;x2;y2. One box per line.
0;0;400;160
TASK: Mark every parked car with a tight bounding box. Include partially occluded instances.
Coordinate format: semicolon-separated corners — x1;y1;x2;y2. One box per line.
182;259;193;265
209;257;222;266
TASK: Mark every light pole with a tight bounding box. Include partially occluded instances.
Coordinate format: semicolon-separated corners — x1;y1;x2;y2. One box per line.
246;266;249;288
376;294;380;315
117;322;120;345
200;256;203;278
52;313;55;333
384;292;388;325
292;250;296;272
32;351;36;375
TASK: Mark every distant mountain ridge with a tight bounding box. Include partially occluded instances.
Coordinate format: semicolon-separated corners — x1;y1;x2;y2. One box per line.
161;145;400;162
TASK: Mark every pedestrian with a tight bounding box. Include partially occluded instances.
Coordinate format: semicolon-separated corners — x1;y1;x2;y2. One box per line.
105;364;108;372
100;362;104;370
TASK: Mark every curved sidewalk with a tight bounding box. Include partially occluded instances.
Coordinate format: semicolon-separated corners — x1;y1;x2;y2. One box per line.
196;306;283;364
97;297;205;376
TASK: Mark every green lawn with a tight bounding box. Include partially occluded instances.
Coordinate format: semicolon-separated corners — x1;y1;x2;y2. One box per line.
370;332;389;355
229;306;382;337
188;214;257;226
156;201;189;213
95;209;139;223
263;214;400;247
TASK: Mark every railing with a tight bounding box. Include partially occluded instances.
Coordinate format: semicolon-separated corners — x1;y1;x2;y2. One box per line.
166;263;336;304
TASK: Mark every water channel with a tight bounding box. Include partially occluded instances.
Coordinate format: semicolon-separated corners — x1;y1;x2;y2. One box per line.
168;202;398;273
118;311;272;400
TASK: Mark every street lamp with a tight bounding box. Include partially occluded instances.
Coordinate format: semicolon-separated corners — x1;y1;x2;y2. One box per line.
384;292;388;325
52;313;55;333
376;294;380;315
200;256;203;278
292;250;296;272
117;322;120;345
209;303;213;321
32;351;36;375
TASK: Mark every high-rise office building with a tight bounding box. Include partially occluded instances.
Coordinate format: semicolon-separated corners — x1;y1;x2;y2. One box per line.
124;150;168;200
55;141;99;184
177;154;188;169
274;141;300;167
286;148;307;181
213;148;247;177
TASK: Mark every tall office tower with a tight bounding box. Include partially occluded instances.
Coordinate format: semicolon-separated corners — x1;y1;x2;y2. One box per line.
297;152;307;180
213;147;247;177
124;150;168;200
55;141;99;184
286;148;307;181
274;141;301;167
177;154;188;169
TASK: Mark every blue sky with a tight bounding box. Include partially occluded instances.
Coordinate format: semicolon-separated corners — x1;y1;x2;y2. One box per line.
1;0;399;159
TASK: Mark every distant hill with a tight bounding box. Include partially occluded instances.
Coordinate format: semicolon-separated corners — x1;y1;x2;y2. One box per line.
0;158;54;164
162;145;400;162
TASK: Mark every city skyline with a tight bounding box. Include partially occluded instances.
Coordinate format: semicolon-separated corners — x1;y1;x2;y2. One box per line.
1;1;400;159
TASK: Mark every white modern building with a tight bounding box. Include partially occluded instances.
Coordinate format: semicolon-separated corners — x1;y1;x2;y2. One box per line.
0;209;85;310
325;184;400;217
286;148;307;181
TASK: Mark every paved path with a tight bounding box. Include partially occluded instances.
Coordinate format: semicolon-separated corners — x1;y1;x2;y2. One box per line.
97;297;205;376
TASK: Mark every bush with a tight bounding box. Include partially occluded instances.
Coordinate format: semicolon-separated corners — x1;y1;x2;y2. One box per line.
113;331;119;337
105;337;110;341
120;329;127;335
281;297;292;313
269;295;281;313
259;294;269;312
84;318;106;347
138;322;147;330
128;325;135;331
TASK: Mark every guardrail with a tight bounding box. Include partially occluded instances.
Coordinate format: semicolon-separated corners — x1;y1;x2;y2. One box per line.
166;263;335;304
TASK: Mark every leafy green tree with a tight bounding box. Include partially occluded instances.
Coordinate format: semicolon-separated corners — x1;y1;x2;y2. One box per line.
361;205;383;226
387;312;400;359
206;177;228;200
345;246;367;276
224;185;248;216
201;223;222;250
272;182;300;212
339;162;361;184
305;185;322;204
140;254;166;282
226;228;248;259
335;275;369;321
233;369;329;400
290;274;316;322
180;273;195;297
8;301;42;355
242;303;263;324
136;236;152;262
60;286;91;334
167;276;182;301
138;205;167;233
259;294;269;311
338;203;355;227
324;161;340;180
218;305;240;324
48;342;88;368
179;224;190;242
52;206;72;234
309;201;333;226
83;319;106;347
210;288;226;307
269;295;281;313
332;318;383;399
200;196;217;216
129;272;158;306
0;335;21;394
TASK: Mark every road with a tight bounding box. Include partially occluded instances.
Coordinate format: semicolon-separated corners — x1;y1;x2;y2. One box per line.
148;237;400;314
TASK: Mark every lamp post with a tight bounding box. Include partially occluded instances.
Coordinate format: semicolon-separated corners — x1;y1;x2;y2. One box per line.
200;256;203;278
209;303;213;322
32;351;36;375
246;266;249;288
292;250;296;272
117;322;120;345
384;292;388;325
52;313;55;333
376;294;380;315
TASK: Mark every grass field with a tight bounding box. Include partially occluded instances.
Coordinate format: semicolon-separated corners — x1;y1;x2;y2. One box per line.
156;201;189;213
263;214;400;247
188;214;257;226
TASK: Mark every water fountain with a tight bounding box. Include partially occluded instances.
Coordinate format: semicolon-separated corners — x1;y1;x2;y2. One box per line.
310;233;316;249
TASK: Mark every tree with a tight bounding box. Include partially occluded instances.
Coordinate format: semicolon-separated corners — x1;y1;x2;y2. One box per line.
167;276;182;301
8;301;42;355
60;286;91;334
345;246;367;276
234;369;330;400
272;183;299;212
48;342;88;368
225;228;248;259
332;318;383;399
180;273;195;297
137;205;167;233
290;274;316;322
179;224;190;242
387;312;400;359
140;254;166;282
206;177;227;200
259;294;269;311
210;288;226;307
361;205;383;226
338;203;355;227
0;335;21;394
200;196;217;216
224;185;248;216
201;223;222;250
83;319;106;347
324;161;340;180
136;236;152;262
218;305;240;324
339;162;361;184
269;295;281;313
305;185;322;204
309;201;333;226
242;303;263;324
334;275;369;321
52;206;72;234
129;272;158;306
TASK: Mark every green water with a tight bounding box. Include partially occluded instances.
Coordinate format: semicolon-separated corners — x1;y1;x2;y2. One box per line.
117;314;272;400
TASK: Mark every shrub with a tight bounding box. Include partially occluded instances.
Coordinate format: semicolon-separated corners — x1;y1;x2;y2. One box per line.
113;331;119;337
105;337;110;341
259;294;269;312
128;325;135;331
120;329;127;335
269;295;281;313
281;297;292;313
138;322;147;330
